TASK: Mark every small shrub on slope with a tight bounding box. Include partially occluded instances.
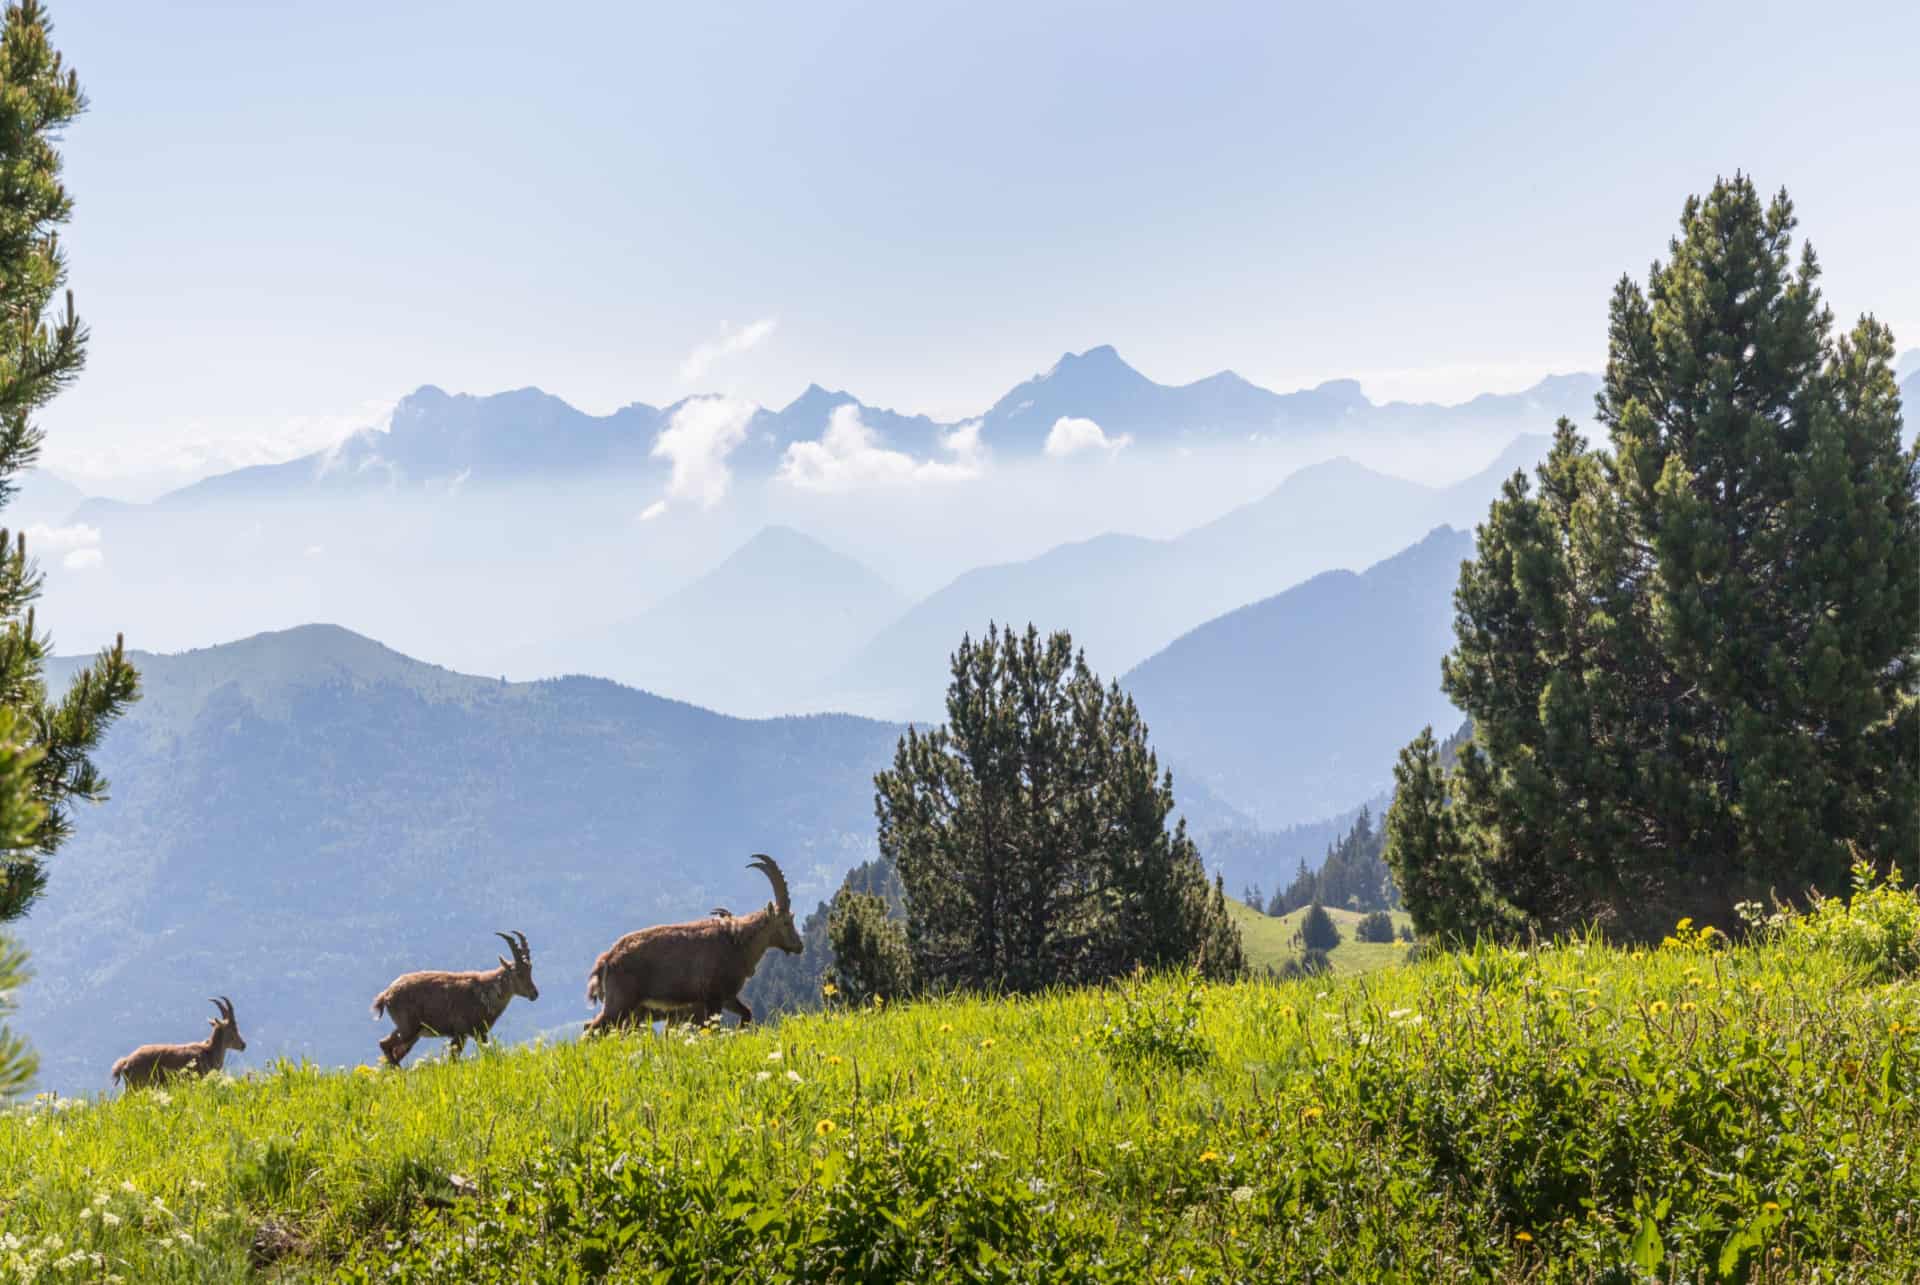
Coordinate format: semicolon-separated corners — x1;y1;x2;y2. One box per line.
1091;968;1212;1074
1787;859;1920;980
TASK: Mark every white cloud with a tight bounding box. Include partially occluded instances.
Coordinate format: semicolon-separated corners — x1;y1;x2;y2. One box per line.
647;395;757;514
638;499;668;522
63;548;104;571
778;405;987;493
1044;416;1130;458
679;318;778;383
24;522;101;555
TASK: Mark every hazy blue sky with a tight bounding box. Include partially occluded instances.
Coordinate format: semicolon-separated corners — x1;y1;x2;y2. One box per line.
39;0;1919;495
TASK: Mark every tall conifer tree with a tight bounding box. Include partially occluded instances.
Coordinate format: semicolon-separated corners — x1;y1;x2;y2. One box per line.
0;0;141;1094
1389;176;1918;939
876;624;1242;993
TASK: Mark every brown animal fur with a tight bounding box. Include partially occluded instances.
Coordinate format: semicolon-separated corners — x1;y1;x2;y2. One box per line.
371;930;538;1066
585;855;802;1034
111;997;246;1090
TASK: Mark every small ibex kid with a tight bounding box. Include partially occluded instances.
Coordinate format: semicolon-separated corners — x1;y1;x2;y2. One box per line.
110;996;247;1090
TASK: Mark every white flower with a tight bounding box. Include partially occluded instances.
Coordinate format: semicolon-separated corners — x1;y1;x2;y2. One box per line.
1387;1008;1413;1020
785;1070;802;1084
767;1049;783;1061
1114;1140;1135;1152
1231;1186;1254;1204
98;1212;121;1228
755;1070;772;1082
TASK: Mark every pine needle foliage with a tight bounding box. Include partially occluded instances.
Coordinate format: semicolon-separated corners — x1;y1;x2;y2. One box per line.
876;623;1243;994
1389;176;1919;941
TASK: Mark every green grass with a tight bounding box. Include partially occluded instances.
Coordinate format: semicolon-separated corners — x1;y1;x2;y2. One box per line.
4;886;1919;1282
1227;899;1415;975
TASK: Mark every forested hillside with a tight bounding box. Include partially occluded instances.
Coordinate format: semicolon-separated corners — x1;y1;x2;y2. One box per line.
19;626;901;1092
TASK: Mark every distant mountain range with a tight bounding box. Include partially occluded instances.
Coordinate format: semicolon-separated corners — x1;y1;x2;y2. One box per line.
53;348;1601;515
836;435;1548;719
1124;527;1470;827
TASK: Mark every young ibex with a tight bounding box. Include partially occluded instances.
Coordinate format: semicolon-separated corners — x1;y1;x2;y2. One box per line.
585;853;802;1033
110;997;247;1090
371;930;538;1066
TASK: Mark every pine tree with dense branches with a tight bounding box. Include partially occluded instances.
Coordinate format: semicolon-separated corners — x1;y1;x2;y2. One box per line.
0;0;141;1094
1389;176;1918;940
876;624;1242;994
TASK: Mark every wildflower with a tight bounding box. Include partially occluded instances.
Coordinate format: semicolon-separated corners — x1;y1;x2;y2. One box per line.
826;1055;843;1066
1649;1000;1669;1015
815;1119;837;1136
785;1070;803;1084
150;1090;171;1107
99;1213;121;1229
979;1037;995;1050
821;982;839;998
755;1071;772;1083
1515;1231;1534;1244
938;1023;954;1034
1199;1150;1222;1163
1114;1140;1134;1152
1387;1008;1413;1020
1230;1186;1254;1204
1762;1201;1781;1213
1681;1002;1698;1013
1300;1106;1323;1122
767;1049;783;1062
1069;1035;1081;1047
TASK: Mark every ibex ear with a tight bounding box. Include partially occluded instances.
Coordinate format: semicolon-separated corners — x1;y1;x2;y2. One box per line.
208;1018;219;1029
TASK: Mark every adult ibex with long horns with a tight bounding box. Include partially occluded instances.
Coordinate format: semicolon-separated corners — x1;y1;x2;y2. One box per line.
111;997;247;1089
371;930;539;1066
585;854;802;1033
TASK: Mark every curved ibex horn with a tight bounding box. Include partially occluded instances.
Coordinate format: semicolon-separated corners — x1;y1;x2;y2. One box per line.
513;930;530;957
747;853;790;914
209;997;233;1020
496;931;527;962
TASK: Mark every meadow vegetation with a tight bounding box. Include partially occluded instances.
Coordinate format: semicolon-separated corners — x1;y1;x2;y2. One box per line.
3;868;1916;1282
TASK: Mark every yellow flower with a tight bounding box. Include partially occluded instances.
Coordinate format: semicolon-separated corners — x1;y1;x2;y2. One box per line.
1681;1002;1698;1013
1676;917;1693;932
1069;1036;1081;1047
1762;1201;1780;1213
1515;1231;1534;1244
815;1119;837;1136
821;982;838;998
979;1037;995;1050
938;1023;953;1033
1299;1106;1324;1122
1199;1149;1222;1163
826;1055;843;1066
1649;1000;1669;1016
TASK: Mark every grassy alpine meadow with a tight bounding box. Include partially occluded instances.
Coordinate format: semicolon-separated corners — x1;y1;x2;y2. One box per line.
3;870;1919;1283
1226;901;1416;976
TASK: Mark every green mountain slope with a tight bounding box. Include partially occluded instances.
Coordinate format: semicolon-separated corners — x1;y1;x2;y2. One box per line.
19;625;904;1093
